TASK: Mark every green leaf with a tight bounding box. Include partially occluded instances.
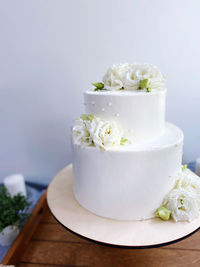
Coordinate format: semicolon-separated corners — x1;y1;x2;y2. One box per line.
0;186;29;232
80;114;89;121
138;78;149;90
120;137;128;146
92;82;104;90
146;87;151;92
80;114;95;122
88;114;95;122
156;206;171;221
119;87;124;90
182;164;188;171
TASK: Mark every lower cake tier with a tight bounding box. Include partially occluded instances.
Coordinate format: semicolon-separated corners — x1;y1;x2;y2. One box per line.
72;123;184;221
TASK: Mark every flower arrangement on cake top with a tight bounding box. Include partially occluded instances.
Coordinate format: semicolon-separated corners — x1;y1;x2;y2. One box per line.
92;63;165;92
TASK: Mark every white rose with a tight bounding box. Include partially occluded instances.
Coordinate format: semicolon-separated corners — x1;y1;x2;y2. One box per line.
124;63;165;91
72;115;125;150
87;117;122;150
175;170;200;208
103;63;133;90
72;119;92;146
164;188;199;222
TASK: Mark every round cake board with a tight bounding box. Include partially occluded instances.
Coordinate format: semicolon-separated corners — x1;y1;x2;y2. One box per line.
47;164;200;248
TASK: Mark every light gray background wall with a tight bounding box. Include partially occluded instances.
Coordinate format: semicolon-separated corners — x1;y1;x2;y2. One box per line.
0;0;200;183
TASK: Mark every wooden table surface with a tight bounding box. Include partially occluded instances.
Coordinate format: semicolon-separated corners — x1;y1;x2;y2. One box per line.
7;200;198;267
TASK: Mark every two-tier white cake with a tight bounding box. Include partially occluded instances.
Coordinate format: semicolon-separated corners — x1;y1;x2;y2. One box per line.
72;63;200;222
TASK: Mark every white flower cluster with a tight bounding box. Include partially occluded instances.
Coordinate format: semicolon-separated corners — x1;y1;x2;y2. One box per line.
102;63;165;91
163;168;200;222
72;114;126;150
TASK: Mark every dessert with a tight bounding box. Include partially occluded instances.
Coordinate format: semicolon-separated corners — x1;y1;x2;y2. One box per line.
72;63;200;222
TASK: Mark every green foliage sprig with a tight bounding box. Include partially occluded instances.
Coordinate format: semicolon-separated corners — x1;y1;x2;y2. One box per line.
0;186;29;232
80;114;95;122
182;164;188;171
156;206;171;221
120;137;128;146
138;79;151;92
92;82;107;91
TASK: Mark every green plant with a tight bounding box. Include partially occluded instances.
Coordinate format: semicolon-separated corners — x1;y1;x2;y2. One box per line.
0;186;29;232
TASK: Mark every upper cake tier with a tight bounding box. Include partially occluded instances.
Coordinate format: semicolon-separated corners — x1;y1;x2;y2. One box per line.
85;63;166;142
84;88;166;142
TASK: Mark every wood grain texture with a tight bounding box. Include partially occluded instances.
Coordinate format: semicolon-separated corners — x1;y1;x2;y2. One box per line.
19;211;200;267
18;264;87;267
19;240;200;267
41;208;57;224
18;264;84;267
32;223;90;244
32;220;200;249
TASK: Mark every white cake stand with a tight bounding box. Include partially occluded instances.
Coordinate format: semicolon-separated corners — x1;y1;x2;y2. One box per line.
47;164;200;248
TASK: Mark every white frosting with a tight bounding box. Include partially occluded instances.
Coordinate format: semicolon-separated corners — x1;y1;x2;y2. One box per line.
112;123;183;151
84;89;166;142
102;63;165;91
73;123;183;220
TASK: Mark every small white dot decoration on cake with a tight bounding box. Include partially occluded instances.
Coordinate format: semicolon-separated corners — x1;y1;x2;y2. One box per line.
195;158;200;176
101;108;105;112
3;174;27;197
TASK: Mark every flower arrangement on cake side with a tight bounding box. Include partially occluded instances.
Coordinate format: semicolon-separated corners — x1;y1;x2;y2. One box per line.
73;114;128;150
157;165;200;222
92;63;165;92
